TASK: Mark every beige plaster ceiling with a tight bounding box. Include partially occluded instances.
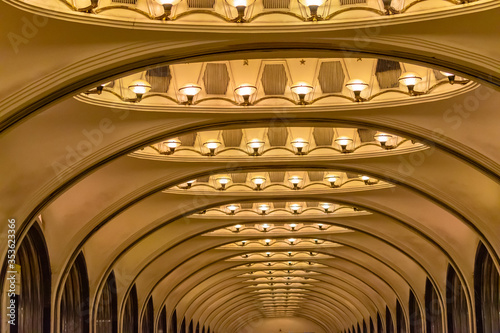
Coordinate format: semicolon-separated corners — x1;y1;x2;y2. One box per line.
0;0;499;332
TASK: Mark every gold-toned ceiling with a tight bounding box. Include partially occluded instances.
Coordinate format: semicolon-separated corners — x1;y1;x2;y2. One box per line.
1;0;499;332
82;57;472;109
26;0;482;25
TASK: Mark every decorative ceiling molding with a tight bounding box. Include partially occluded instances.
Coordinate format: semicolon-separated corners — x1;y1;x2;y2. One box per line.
131;126;428;162
162;170;393;194
203;221;352;234
14;0;491;28
81;57;472;109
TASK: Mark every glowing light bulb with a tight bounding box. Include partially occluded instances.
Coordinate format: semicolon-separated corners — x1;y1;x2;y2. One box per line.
259;204;270;215
128;80;151;101
345;79;369;92
252;176;266;190
399;72;422;86
227;204;239;214
178;84;202;104
235;84;257;104
335;136;353;153
399;72;422;95
128;80;152;95
217;177;231;184
288;176;303;190
345;79;369;102
179;84;202;96
289;204;301;214
248;139;265;149
320;203;331;212
291;139;309;155
203;140;222;156
204;140;221;150
374;133;392;143
216;176;231;190
290;82;313;104
335;136;352;147
157;0;181;4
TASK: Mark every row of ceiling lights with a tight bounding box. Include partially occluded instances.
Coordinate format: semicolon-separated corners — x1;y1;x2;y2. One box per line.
160;133;395;156
237;238;322;246
240;251;319;257
98;71;456;104
231;221;328;230
227;203;338;216
185;174;376;191
83;0;368;22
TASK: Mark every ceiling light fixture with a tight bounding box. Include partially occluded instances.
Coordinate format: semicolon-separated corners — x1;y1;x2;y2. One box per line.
234;84;257;105
96;82;111;95
374;132;394;149
289;204;301;214
317;223;324;230
345;79;369;102
320;203;331;213
288;176;303;190
290;83;313;105
203;140;222;156
179;179;195;189
226;0;255;22
262;224;270;231
289;223;297;231
234;224;242;232
399;72;423;95
259;204;270;215
324;174;340;188
335;136;353;153
227;204;239;215
158;139;181;155
288;238;296;245
361;175;377;185
265;239;272;245
440;71;456;85
291;138;309;155
299;0;326;21
247;139;265;156
128;80;152;102
251;176;266;191
216;176;231;190
178;84;202;105
155;0;181;20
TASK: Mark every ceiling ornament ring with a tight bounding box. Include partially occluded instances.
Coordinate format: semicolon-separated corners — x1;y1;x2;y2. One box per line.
5;0;498;33
34;0;482;25
76;81;479;113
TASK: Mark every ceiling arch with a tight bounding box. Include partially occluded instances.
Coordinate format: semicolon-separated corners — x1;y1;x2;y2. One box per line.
1;3;499;332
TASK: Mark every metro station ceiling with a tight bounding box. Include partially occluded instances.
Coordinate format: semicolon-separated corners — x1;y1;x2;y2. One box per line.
0;0;499;332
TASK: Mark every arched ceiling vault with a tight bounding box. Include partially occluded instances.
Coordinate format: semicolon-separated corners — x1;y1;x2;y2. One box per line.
1;1;499;332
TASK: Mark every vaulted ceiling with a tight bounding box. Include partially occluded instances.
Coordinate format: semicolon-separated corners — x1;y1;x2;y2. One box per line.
0;0;499;332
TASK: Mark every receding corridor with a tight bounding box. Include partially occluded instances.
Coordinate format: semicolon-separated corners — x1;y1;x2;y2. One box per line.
0;0;499;332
